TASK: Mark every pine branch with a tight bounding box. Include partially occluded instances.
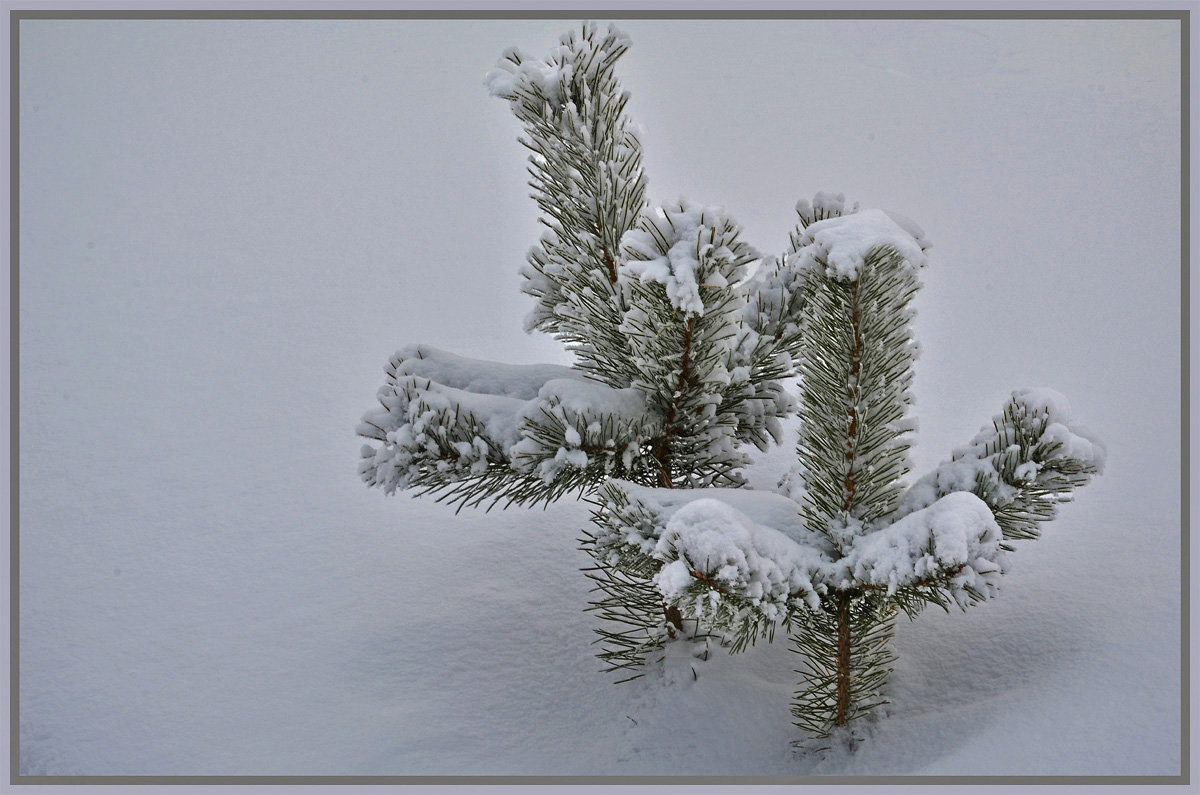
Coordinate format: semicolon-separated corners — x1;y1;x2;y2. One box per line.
794;242;920;550
488;22;647;385
579;525;671;679
896;388;1106;542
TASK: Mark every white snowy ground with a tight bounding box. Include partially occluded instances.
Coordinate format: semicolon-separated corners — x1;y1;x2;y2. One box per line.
17;18;1183;780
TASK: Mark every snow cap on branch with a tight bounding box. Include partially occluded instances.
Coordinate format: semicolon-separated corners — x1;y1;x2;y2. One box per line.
485;22;632;106
654;497;829;616
388;344;579;400
795;191;856;224
597;482;833;616
593;481;1010;622
836;491;1006;606
621;200;761;316
792;208;930;281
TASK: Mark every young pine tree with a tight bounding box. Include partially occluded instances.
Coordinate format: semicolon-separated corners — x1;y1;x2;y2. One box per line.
358;23;800;672
358;22;1105;739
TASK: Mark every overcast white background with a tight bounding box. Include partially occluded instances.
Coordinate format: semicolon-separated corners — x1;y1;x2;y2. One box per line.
17;16;1183;779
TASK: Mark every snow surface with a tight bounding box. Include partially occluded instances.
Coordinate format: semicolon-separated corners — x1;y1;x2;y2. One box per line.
16;17;1182;784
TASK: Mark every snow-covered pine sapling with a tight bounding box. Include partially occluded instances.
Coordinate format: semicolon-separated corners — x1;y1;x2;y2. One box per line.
589;194;1105;737
358;24;802;675
358;22;1105;740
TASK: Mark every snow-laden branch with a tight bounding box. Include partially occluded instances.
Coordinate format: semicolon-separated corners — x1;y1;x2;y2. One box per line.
585;384;1105;641
486;22;632;108
591;478;1008;634
895;387;1107;541
486;22;646;381
358;345;659;503
594;481;835;616
833;491;1005;608
790;206;931;282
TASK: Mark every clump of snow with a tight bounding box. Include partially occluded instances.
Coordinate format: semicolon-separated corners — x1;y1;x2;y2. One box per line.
653;498;829;615
532;377;648;420
791;208;929;281
897;456;997;520
389;344;582;400
620;200;758;316
880;208;934;254
485;22;632;107
617;481;821;549
835;492;1006;606
795;190;856;221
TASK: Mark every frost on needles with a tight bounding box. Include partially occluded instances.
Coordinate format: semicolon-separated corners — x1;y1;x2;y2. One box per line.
357;22;1105;742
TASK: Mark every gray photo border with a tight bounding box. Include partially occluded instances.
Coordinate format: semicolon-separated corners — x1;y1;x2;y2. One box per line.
7;4;1191;788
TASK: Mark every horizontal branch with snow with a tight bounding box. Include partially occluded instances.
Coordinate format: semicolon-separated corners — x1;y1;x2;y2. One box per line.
357;345;663;507
895;387;1106;543
590;477;1010;638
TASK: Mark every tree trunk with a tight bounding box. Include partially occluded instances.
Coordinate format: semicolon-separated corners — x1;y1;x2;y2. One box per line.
834;591;853;726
